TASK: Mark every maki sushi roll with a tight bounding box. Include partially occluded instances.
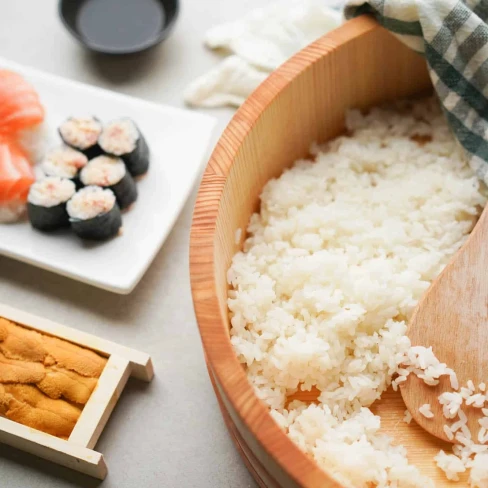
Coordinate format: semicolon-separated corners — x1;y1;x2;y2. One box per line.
59;117;103;159
98;118;149;177
27;177;76;231
41;146;88;187
80;155;137;210
67;186;122;241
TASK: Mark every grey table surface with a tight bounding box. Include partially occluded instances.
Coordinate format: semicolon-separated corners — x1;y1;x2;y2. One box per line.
0;1;267;487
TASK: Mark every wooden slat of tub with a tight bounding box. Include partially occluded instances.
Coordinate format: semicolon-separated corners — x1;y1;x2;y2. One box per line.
208;363;280;488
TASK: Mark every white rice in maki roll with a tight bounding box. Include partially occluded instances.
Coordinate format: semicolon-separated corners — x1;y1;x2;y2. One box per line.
28;177;76;231
98;118;149;176
80;155;137;210
67;186;122;241
59;117;103;159
41;146;88;184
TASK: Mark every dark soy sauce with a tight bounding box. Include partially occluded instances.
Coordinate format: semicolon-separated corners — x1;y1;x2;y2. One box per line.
77;0;165;52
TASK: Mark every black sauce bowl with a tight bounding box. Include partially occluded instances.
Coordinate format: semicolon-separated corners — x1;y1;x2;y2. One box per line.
59;0;179;55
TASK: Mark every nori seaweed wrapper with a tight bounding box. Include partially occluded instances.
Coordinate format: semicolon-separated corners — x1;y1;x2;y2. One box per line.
70;203;122;241
28;202;70;231
59;117;103;160
99;120;150;177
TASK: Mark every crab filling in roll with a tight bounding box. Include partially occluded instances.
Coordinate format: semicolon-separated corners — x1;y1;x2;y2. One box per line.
67;186;122;240
41;146;88;179
68;186;116;220
59;117;103;158
99;119;138;155
80;155;137;209
99;118;149;176
80;155;125;186
28;177;76;231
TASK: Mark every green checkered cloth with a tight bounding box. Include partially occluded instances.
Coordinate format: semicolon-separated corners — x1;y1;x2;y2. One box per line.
345;0;488;185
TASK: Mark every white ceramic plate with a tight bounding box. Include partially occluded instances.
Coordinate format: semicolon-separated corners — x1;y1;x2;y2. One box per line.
0;58;216;294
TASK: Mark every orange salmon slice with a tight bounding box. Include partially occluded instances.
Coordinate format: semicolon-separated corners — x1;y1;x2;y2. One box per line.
0;69;45;136
0;138;35;204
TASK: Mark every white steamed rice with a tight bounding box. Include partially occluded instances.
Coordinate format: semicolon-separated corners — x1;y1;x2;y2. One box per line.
59;117;102;150
0;201;27;223
67;186;116;220
80;155;126;187
41;145;88;179
28;176;76;207
99;119;138;155
227;98;487;487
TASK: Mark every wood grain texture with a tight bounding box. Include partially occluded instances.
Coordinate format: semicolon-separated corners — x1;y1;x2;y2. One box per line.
0;416;107;480
402;206;488;444
69;354;131;449
189;15;460;488
207;363;279;488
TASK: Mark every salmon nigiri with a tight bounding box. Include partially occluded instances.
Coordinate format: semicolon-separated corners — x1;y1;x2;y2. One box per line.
0;138;36;222
0;70;44;135
0;69;46;222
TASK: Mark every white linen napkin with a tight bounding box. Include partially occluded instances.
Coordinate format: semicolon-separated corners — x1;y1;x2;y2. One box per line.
184;0;344;108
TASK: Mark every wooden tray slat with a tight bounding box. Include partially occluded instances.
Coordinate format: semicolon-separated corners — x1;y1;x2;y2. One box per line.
69;355;131;449
0;416;107;479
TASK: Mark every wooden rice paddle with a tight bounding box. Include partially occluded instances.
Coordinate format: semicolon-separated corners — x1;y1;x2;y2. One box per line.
401;206;488;443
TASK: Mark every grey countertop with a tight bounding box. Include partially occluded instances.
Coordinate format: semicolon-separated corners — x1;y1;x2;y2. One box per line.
0;1;264;486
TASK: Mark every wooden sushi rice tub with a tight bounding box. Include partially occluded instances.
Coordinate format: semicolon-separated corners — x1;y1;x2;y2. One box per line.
190;17;434;488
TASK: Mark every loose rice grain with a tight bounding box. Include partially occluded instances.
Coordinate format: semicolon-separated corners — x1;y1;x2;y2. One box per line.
419;404;434;419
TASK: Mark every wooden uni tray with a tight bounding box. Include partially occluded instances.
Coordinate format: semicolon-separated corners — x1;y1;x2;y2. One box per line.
0;303;154;479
